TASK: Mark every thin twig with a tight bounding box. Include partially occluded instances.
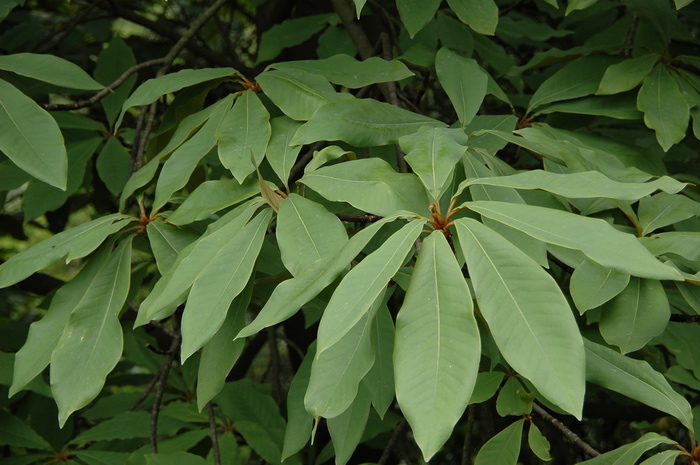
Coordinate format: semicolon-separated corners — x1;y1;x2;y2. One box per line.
42;59;165;111
207;402;222;465
378;418;407;465
127;369;162;411
532;402;600;457
623;13;640;58
670;314;700;323
335;213;383;223
34;0;105;53
461;405;476;465
267;328;282;406
150;331;181;453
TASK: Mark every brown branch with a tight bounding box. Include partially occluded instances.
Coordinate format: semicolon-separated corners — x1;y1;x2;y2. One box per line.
461;405;476;465
42;59;165;111
623;13;640;58
336;213;383;223
670;314;700;323
267;328;282;406
532;402;600;458
207;402;222;465
330;0;374;60
150;331;181;453
378;418;407;465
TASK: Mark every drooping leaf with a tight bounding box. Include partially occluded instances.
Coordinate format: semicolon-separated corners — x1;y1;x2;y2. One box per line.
9;244;112;397
570;260;630;313
146;221;199;275
565;0;599;15
469;372;506;405
305;289;381;419
528;55;621;112
0;53;103;89
496;377;532;417
96;137;131;195
0;410;52;450
316;220;424;353
397;0;441;38
637;64;689;151
447;0;499;35
94;37;137;127
0;213;130;288
584;338;694;432
257;69;341;121
474;419;525;465
291;97;445;147
196;280;252;411
51;237;133;427
0;78;67;190
266;116;303;187
395;231;480;461
272;55;414;88
577;432;676;465
536;93;643;120
304;145;355;174
217;90;272;182
180;209;272;362
115;67;236;128
300;158;430;216
455;218;585;418
640;231;700;262
276;194;348;277
466;201;683;280
256;14;335;63
528;422;552;461
364;304;396;418
153;95;233;210
640;450;683;465
596;53;660;95
145;452;208;465
599;277;670;354
435;47;488;128
327;384;372;465
236;217;398;339
166;178;260;226
282;344;315;460
638;193;700;236
456;170;686;201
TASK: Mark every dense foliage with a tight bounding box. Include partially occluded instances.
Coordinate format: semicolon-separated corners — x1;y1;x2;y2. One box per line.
1;0;700;464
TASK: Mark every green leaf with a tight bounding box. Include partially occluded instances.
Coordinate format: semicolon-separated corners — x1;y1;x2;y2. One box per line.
0;410;52;450
327;384;372;465
0;213;130;288
466;201;684;281
599;277;670;354
536;93;643;120
94;37;137;127
266;116;302;186
276;194;348;277
180;209;272;362
597;53;659;95
305;289;381;418
51;237;133;427
74;450;131;465
637;64;689;151
166;178;260;226
474;419;524;465
640;450;683;465
9;244;112;397
257;14;335;63
291;98;445;147
317;220;424;353
401;127;467;200
153;95;233;210
145;452;208;465
0;53;103;89
71;411;186;442
570;260;630;313
638;193;700;236
456;170;686;201
565;0;598;15
364;304;395;418
116;67;236;128
304;145;355;174
640;232;700;262
137;201;260;325
300;158;430;216
196;280;252;410
528;422;551;461
96;137;131;195
397;0;441;38
353;0;366;17
435;48;488;128
257;69;341;121
282;344;315;460
217;90;271;183
528;55;620;112
272;55;414;88
447;0;499;35
496;377;531;417
395;231;480;461
146;221;199;275
0;78;67;190
578;432;676;465
455;218;585;418
236;217;396;339
584;338;694;432
469;372;506;405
